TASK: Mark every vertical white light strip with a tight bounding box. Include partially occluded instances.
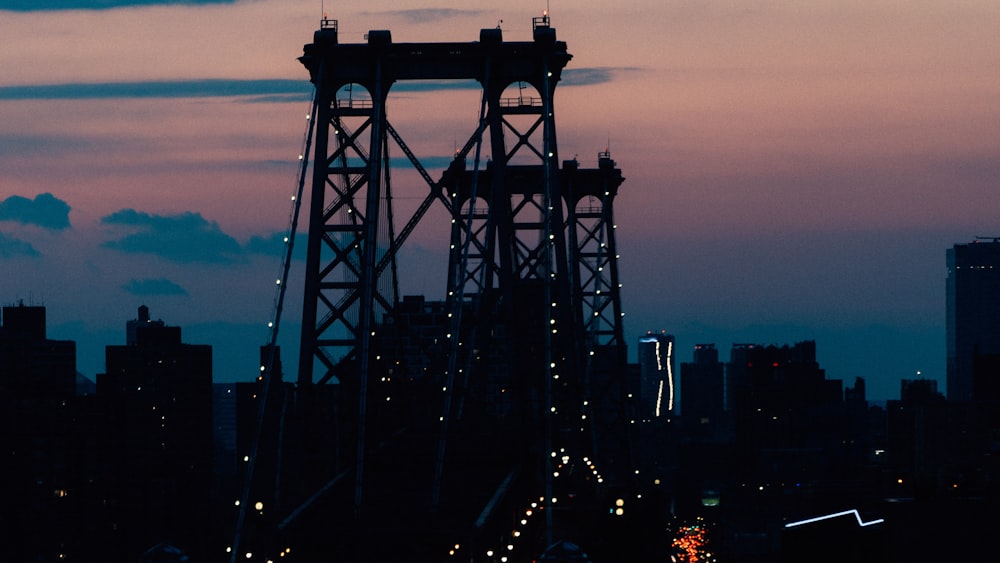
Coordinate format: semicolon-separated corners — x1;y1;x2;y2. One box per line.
654;341;663;417
666;340;674;412
655;380;664;417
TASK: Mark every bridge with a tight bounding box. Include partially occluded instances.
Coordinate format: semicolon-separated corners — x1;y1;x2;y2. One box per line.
231;15;639;563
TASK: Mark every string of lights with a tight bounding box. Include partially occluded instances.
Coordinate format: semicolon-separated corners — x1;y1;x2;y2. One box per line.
227;94;317;563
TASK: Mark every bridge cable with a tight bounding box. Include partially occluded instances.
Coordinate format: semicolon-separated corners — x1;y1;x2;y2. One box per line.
229;90;317;562
432;63;491;510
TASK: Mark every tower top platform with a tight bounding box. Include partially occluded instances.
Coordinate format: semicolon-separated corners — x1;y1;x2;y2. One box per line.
299;18;571;90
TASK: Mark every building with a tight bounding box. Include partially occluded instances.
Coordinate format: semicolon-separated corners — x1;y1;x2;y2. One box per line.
946;238;1000;401
0;303;82;561
637;330;675;418
725;341;841;449
680;343;725;438
98;306;213;561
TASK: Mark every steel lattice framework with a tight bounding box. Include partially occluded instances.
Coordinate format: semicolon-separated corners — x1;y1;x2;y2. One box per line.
234;16;631;562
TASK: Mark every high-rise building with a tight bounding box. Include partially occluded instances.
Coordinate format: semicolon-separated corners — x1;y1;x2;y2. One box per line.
680;343;724;429
725;341;840;449
98;306;213;561
637;330;674;418
0;303;81;562
946;238;1000;401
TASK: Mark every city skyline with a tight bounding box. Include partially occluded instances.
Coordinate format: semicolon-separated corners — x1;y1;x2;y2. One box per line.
2;1;999;400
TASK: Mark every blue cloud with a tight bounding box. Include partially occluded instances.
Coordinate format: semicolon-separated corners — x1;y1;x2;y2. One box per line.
561;68;619;87
244;93;313;104
388;155;457;170
2;0;236;11
0;79;311;100
361;8;483;24
122;278;188;296
244;231;306;261
0;232;40;258
101;209;243;263
0;68;617;102
0;193;72;230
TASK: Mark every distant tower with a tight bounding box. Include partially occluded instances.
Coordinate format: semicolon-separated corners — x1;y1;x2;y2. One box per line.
126;304;164;345
681;343;724;425
946;238;1000;401
637;331;675;418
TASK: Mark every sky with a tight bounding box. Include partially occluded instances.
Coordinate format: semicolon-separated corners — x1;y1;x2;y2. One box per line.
1;0;998;401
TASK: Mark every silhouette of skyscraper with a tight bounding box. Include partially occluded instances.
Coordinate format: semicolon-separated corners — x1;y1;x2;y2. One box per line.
98;306;213;561
946;239;1000;401
680;343;724;436
0;303;80;561
725;341;840;449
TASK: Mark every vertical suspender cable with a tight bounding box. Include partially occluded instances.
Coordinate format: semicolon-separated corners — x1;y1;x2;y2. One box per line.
432;65;491;510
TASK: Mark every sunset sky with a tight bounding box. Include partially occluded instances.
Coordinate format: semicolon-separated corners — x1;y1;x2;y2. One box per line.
2;0;998;401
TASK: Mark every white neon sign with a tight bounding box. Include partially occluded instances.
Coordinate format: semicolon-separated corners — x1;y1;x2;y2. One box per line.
784;509;884;529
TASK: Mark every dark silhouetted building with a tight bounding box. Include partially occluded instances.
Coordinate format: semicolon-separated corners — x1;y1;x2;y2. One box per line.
724;341;846;471
680;343;724;437
844;376;866;403
0;302;81;561
946;238;1000;401
98;306;213;561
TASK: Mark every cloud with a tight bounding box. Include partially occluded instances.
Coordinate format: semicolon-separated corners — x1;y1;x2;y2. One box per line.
561;67;621;87
244;93;314;104
0;70;612;102
0;79;311;101
244;231;306;261
0;134;94;157
0;193;72;230
0;232;40;258
101;209;243;263
388;155;457;170
122;278;189;296
2;0;236;11
361;8;484;24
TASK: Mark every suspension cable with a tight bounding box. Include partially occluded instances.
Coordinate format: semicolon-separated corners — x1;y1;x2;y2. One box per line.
229;90;317;563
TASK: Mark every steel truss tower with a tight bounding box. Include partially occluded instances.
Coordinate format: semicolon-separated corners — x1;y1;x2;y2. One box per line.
253;16;630;561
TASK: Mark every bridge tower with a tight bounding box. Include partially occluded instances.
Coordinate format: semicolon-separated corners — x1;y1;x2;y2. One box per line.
236;15;632;562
